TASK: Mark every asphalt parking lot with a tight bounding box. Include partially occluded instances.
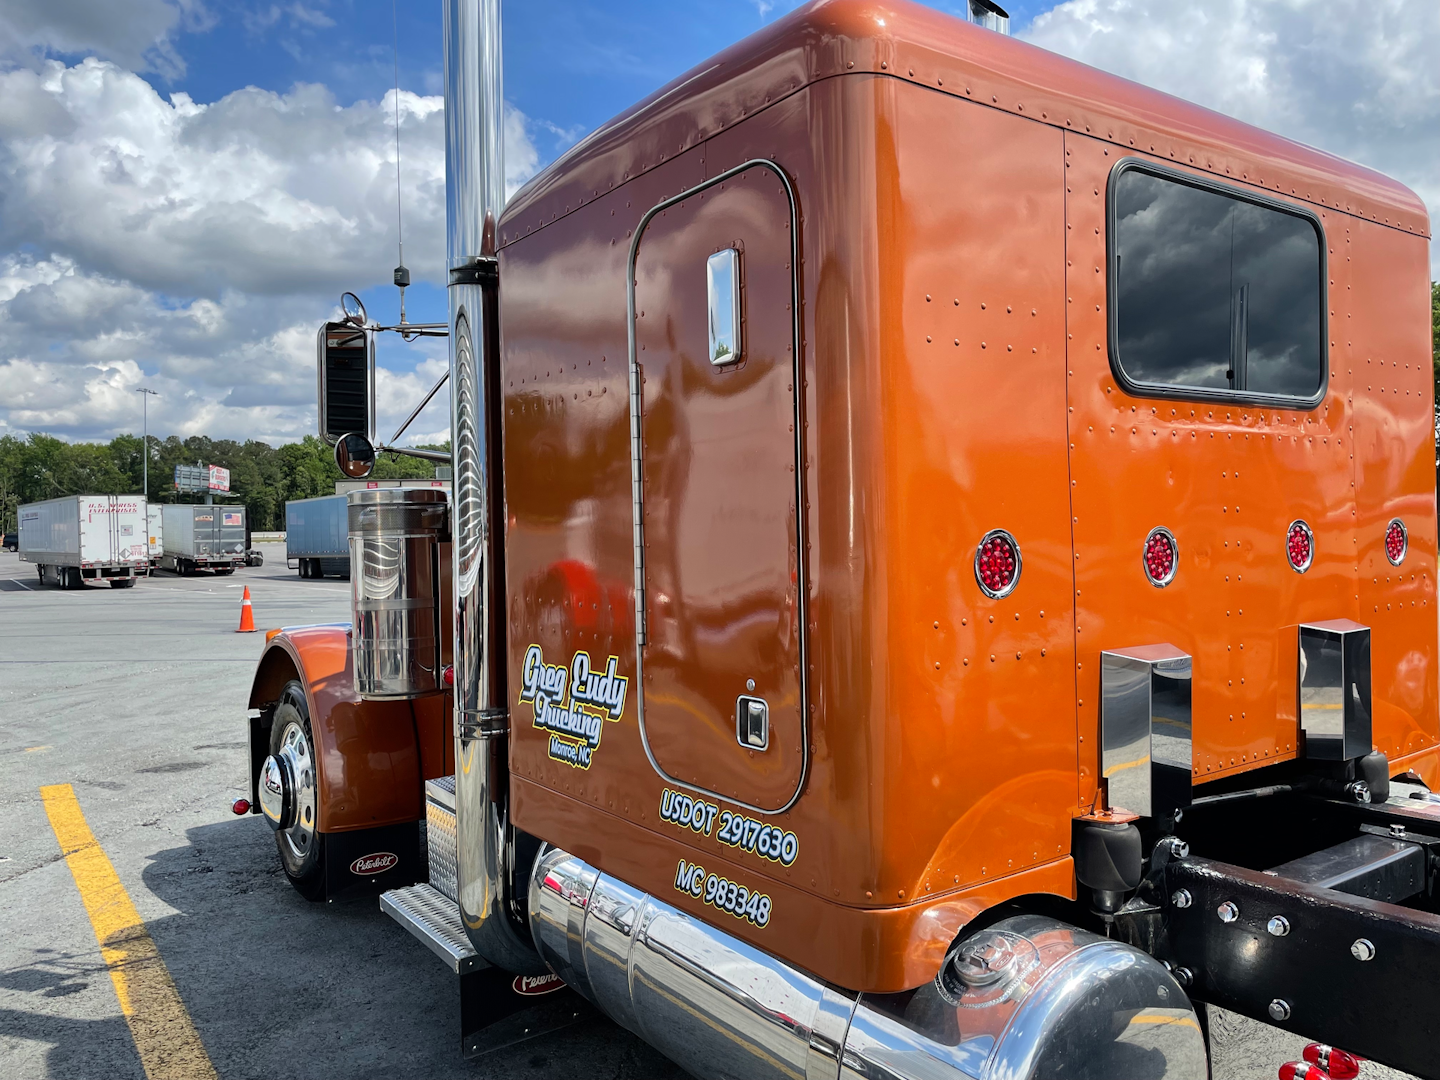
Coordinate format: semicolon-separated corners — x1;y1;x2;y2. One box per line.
0;545;1414;1080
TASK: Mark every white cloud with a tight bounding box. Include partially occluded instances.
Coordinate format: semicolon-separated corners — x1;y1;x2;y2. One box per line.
1022;0;1440;273
0;57;539;444
0;0;209;78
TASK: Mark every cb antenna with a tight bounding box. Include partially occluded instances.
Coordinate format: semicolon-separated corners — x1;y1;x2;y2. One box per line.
391;0;409;326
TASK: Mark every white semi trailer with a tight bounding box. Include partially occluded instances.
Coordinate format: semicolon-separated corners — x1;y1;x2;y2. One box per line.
146;505;163;576
18;495;148;588
158;504;247;575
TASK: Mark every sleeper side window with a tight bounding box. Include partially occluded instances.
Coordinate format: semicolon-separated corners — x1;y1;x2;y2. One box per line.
1110;165;1324;401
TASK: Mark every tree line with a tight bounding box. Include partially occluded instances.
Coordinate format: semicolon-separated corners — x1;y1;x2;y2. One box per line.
0;433;445;533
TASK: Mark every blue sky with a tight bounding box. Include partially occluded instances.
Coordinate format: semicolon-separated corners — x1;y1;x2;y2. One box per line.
1;0;1433;444
132;0;1048;334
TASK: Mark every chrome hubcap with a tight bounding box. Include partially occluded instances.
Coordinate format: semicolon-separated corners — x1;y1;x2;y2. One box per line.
264;721;317;859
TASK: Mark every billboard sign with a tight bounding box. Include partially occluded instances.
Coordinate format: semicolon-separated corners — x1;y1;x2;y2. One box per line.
208;466;230;493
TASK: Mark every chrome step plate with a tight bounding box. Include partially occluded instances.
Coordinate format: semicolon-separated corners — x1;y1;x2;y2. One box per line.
426;775;458;903
380;882;483;974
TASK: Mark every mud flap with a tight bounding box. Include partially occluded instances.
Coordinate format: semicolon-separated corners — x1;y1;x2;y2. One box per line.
323;822;424;902
460;968;592;1057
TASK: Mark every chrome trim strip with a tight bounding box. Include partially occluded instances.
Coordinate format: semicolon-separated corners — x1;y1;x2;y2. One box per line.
625;158;809;817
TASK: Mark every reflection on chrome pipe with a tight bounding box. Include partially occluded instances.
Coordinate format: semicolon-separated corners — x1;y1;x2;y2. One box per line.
530;847;1207;1080
445;0;539;973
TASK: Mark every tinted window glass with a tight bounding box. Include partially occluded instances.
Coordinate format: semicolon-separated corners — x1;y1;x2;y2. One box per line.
1112;169;1323;399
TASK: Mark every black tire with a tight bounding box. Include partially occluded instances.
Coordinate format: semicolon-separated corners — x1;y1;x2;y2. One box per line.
214;567;234;576
269;681;326;901
109;577;136;589
298;559;310;579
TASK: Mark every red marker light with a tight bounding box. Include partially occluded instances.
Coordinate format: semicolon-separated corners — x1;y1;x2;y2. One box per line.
1279;1062;1330;1080
1385;519;1407;566
1303;1045;1360;1080
974;530;1021;598
443;665;455;687
1287;520;1314;573
231;798;250;815
1143;526;1178;587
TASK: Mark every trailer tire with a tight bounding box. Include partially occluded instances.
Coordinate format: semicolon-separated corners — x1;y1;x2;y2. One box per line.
270;681;326;901
214;567;234;576
110;577;136;589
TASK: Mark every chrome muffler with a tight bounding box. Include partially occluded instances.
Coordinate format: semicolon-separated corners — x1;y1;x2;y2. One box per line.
529;847;1207;1080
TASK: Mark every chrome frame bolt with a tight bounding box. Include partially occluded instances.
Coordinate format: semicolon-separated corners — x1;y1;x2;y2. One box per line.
1267;916;1291;937
1171;889;1193;909
1162;836;1190;860
1351;938;1376;962
1268;998;1291;1022
1217;901;1239;924
1390;822;1406;838
1173;966;1194;987
1346;780;1371;804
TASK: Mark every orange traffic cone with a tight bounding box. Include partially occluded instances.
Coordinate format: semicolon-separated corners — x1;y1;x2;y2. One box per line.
237;586;257;633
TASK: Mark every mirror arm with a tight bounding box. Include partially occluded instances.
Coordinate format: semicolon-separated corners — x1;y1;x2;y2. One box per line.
376;444;452;464
389;369;451;446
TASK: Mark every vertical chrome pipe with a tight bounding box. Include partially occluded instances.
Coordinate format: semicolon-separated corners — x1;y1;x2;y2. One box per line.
445;0;542;972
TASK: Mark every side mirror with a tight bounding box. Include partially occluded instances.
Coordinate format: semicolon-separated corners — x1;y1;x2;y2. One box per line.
335;432;377;479
317;321;373;443
341;292;368;328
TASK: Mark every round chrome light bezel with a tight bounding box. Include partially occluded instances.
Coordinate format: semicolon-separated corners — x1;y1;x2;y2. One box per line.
1385;518;1408;567
974;529;1022;599
1286;519;1315;574
1142;526;1179;588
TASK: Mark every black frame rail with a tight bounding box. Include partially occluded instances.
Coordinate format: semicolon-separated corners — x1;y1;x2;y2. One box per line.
1164;850;1440;1078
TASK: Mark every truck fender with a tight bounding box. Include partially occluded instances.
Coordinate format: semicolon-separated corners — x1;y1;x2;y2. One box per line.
248;626;423;833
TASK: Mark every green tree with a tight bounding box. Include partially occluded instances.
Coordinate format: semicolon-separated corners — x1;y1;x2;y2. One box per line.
0;430;449;532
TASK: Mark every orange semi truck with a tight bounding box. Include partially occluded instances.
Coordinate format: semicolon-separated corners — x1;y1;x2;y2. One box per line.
242;1;1438;1075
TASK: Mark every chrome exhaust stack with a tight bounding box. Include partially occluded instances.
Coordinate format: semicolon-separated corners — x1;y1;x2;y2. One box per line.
445;0;542;973
530;847;1207;1080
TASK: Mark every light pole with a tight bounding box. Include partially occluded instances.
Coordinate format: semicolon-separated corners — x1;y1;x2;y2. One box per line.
135;387;158;499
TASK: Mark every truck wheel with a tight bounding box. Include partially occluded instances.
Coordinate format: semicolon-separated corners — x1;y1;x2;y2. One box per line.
110;577;136;589
268;682;326;900
214;567;234;576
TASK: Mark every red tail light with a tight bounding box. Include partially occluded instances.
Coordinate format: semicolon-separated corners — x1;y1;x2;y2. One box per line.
1278;1062;1330;1080
1287;520;1314;573
1385;518;1407;566
1143;526;1178;587
1303;1044;1360;1080
975;530;1021;599
443;665;455;687
231;798;251;815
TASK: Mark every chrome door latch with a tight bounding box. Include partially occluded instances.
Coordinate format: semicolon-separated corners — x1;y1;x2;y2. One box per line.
736;695;769;750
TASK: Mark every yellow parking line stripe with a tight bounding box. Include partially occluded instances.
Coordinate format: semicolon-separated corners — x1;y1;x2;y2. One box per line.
41;784;219;1080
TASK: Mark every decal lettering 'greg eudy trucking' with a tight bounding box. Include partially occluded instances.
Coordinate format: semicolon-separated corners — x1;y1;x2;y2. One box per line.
518;645;629;769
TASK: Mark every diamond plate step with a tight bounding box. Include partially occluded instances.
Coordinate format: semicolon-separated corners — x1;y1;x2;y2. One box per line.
380;882;484;974
426;775;458;903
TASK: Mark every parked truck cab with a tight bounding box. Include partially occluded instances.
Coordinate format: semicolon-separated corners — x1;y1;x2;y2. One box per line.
244;2;1436;1076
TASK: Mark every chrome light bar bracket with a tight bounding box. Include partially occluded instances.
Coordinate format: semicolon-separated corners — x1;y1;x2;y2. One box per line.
1100;644;1193;819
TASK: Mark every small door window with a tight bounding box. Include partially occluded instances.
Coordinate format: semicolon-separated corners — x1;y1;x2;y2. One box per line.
1109;163;1325;402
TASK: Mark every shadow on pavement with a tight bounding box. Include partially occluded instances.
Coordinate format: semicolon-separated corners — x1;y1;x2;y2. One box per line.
134;816;688;1080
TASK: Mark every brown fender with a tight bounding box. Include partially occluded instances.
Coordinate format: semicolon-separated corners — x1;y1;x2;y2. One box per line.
249;625;451;833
